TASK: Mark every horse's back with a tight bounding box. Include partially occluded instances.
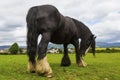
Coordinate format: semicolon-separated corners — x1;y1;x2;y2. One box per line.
27;5;58;22
50;17;78;44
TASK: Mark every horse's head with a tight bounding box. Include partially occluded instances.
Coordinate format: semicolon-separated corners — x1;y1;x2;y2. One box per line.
89;35;96;56
80;35;96;56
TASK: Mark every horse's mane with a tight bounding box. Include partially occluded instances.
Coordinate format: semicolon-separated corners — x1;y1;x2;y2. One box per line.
71;18;92;39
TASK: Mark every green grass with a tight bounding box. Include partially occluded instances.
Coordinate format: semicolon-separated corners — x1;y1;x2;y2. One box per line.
0;53;120;80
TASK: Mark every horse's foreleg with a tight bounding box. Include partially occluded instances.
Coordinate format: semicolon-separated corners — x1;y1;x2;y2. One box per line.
36;32;52;77
77;57;87;67
61;44;71;66
27;31;38;73
72;40;87;67
76;50;87;67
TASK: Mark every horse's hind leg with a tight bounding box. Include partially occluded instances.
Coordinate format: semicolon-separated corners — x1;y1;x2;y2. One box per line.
72;40;87;67
61;44;71;66
36;32;52;77
27;30;38;73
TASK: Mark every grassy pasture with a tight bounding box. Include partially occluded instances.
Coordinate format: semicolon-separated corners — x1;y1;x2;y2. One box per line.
0;53;120;80
96;47;120;50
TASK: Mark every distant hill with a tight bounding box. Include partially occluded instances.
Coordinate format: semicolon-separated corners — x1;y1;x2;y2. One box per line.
48;42;120;48
0;42;120;50
97;42;120;47
0;45;10;50
48;44;74;49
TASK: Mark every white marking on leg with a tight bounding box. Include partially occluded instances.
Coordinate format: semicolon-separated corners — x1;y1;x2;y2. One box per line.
85;46;91;55
78;58;87;67
36;56;52;77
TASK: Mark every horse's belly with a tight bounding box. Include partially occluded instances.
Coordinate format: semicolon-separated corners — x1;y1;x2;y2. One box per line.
50;34;71;44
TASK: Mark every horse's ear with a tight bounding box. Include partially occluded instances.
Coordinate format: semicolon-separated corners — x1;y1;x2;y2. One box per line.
91;34;96;40
94;35;96;39
90;35;94;40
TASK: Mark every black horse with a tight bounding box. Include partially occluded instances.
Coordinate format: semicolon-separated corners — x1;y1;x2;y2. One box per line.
26;5;96;77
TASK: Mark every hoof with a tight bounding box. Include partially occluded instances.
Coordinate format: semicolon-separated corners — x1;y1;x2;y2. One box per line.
45;73;53;78
61;56;71;66
36;57;52;77
77;59;87;67
27;61;36;73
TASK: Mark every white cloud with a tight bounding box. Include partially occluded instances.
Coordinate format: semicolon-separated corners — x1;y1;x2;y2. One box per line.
0;0;120;46
91;11;120;42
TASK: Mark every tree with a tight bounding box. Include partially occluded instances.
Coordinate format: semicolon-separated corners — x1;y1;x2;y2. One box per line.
19;48;23;53
106;48;111;53
9;42;19;54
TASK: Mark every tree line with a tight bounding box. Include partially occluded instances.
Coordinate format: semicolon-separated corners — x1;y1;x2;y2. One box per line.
0;42;120;55
89;48;120;53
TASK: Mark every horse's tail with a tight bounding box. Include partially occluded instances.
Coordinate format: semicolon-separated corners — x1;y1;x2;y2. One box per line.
91;35;96;57
26;6;38;57
26;6;38;29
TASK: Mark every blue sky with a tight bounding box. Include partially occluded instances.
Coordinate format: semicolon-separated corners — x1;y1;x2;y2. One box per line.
0;0;120;46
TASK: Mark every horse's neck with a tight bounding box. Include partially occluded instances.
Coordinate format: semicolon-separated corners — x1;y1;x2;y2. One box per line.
71;18;92;38
80;27;92;38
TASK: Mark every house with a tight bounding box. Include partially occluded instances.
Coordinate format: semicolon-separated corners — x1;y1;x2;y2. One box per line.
0;49;9;54
68;48;75;53
47;48;59;53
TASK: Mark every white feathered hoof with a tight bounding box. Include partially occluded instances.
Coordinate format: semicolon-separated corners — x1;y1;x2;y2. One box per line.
27;61;36;73
36;56;52;78
78;59;87;67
